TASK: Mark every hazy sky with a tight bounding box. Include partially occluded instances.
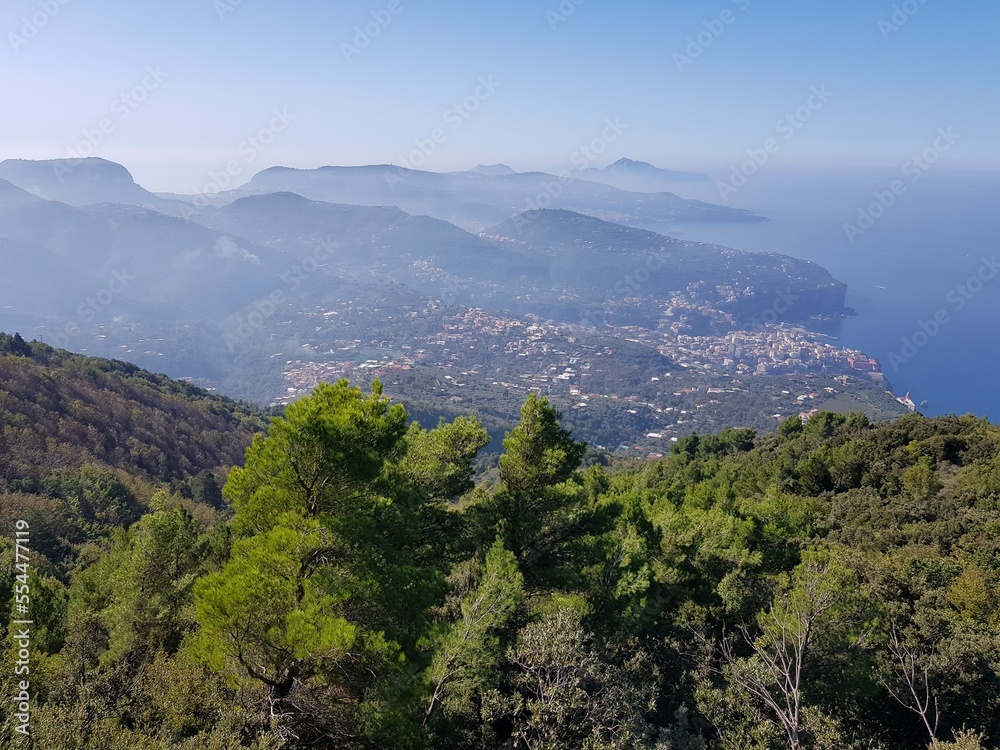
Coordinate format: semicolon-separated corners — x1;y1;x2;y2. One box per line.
3;0;998;192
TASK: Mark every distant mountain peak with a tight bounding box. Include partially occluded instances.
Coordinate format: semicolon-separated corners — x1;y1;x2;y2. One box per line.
469;164;516;177
603;158;705;179
606;157;653;171
569;158;708;186
1;156;138;183
0;157;163;207
255;165;301;175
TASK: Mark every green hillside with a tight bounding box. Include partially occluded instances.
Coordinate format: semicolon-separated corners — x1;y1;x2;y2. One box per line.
0;333;268;572
0;341;997;749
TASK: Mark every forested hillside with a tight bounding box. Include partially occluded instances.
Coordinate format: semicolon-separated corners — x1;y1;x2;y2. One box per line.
0;333;268;573
1;345;998;749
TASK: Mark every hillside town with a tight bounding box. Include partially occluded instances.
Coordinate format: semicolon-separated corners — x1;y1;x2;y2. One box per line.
272;303;906;450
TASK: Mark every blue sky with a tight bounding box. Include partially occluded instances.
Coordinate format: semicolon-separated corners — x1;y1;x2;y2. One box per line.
3;0;998;192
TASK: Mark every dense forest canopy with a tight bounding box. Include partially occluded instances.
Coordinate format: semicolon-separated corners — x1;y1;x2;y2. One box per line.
0;343;998;749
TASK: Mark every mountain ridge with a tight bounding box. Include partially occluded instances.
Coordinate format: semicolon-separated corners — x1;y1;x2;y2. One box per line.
0;157;169;208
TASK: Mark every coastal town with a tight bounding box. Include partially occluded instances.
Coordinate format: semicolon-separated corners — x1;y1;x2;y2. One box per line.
67;287;910;452
277;305;886;396
272;302;909;451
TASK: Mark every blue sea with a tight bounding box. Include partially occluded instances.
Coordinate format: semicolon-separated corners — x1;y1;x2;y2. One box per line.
649;167;1000;420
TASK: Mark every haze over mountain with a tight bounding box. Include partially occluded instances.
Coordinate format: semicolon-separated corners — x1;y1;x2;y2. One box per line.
483;209;846;324
466;164;518;177
192;190;842;325
0;156;873;444
0;157;841;334
0;178;191;325
190;163;759;232
0;157;174;210
572;158;709;192
0;236;107;319
0;177;294;323
194;191;550;312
